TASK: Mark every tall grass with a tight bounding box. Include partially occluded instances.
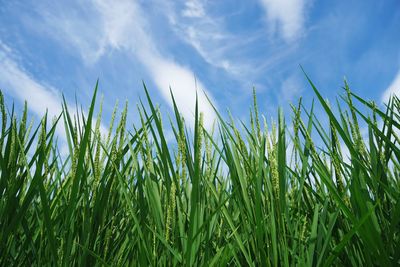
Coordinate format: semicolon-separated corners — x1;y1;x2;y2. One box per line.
0;77;399;266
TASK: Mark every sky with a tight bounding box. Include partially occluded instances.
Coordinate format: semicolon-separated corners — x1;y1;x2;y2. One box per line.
0;0;399;134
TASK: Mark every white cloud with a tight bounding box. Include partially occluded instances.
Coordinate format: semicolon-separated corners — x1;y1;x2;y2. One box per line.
162;0;255;81
381;70;400;140
95;0;217;128
382;69;400;103
182;0;205;18
0;43;71;158
260;0;307;41
33;2;107;64
144;57;216;128
280;74;302;102
36;0;218;129
0;44;63;121
0;42;107;153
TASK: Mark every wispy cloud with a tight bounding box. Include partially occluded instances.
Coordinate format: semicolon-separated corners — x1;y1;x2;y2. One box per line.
260;0;307;42
94;0;218;128
163;0;257;81
382;69;400;103
0;41;107;148
0;41;71;158
0;41;63;120
280;73;303;103
182;0;205;18
35;0;217;128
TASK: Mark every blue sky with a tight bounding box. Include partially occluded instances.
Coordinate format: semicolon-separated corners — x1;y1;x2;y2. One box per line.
0;0;399;133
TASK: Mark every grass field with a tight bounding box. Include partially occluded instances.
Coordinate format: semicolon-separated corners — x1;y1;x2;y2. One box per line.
0;76;399;266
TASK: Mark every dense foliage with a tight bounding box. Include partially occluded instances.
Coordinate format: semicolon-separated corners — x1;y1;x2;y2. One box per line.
0;77;399;266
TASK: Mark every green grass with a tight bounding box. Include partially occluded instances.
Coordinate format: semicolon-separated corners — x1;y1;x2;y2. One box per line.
0;77;399;266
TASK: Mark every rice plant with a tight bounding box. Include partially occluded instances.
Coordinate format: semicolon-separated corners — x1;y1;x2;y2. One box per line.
0;76;399;266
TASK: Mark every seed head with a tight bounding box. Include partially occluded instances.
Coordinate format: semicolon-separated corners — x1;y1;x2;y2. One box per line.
106;100;119;147
165;181;176;243
0;91;7;140
8;117;17;168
